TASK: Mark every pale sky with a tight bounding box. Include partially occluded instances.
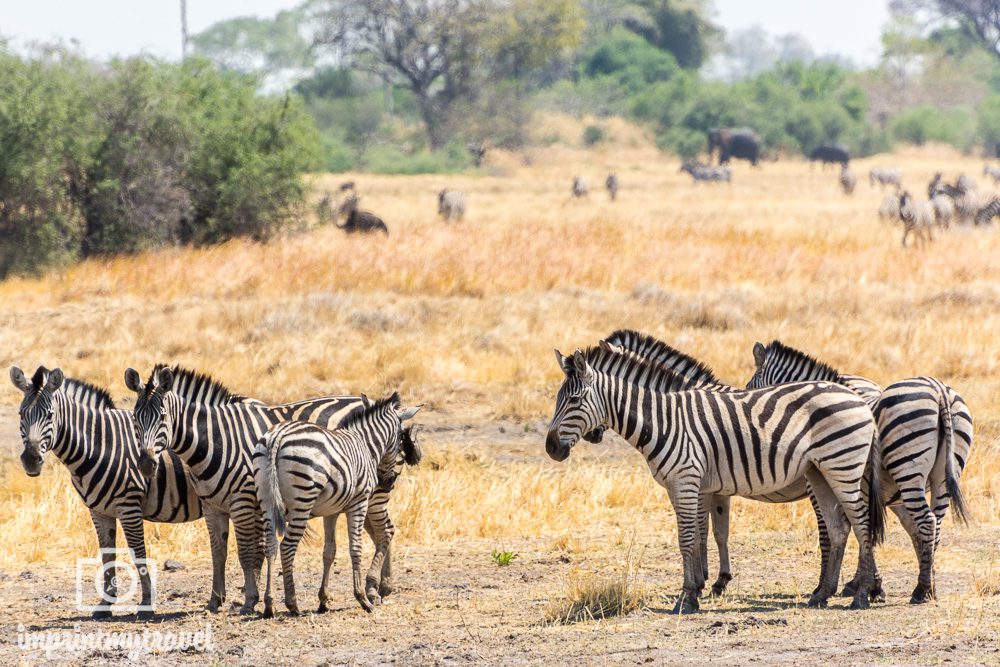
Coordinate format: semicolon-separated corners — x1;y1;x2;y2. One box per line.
0;0;892;66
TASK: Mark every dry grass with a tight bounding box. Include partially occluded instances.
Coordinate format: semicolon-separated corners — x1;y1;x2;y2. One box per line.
0;126;999;610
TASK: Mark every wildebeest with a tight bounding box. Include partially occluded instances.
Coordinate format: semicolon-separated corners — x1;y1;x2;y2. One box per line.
605;173;619;201
707;127;761;166
839;165;856;195
437;189;466;222
869;167;902;189
571;176;589;198
810;145;850;167
680;160;731;183
336;195;389;235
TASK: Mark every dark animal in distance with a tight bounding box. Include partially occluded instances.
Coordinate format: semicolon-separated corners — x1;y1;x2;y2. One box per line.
707;127;762;166
338;181;356;192
606;173;619;201
467;142;487;168
810;145;850;167
337;195;389;235
571;176;589;198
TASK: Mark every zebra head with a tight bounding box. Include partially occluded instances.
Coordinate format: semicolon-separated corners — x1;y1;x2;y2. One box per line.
745;341;772;390
125;366;179;470
546;349;607;462
10;365;64;476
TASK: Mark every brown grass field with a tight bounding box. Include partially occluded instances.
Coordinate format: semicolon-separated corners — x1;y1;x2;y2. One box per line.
0;118;999;664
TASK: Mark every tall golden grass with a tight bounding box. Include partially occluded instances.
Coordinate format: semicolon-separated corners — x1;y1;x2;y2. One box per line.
0;123;998;573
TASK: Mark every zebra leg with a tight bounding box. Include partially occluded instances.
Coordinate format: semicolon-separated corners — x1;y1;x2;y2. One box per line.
802;474;851;608
364;507;395;606
666;482;701;614
120;511;154;620
897;490;937;603
203;506;229;612
809;492;832;597
709;496;733;596
364;490;397;598
262;507;278;619
279;510;309;616
317;514;339;614
813;469;877;610
90;512;117;620
347;502;375;613
231;501;263;615
697;495;710;594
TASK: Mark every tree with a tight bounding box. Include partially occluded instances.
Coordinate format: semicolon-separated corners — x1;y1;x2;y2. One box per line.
626;0;720;70
893;0;1000;60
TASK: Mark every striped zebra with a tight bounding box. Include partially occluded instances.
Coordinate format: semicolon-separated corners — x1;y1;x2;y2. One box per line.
869;167;901;189
974;198;1000;225
546;344;885;612
253;394;421;617
125;365;380;614
10;366;204;619
590;330;875;601
747;341;972;603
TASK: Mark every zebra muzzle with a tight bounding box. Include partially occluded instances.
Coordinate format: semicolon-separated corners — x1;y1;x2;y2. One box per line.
545;429;571;461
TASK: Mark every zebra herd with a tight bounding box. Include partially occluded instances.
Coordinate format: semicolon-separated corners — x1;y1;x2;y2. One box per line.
547;330;971;613
11;364;422;619
9;327;973;619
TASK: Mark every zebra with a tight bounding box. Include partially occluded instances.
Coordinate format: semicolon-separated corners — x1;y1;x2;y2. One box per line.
588;330;877;601
747;340;972;603
253;394;421;617
571;176;589;198
10;365;205;619
878;193;900;221
605;173;619;201
869;167;901;189
680;160;731;183
983;164;1000;184
437;189;466;222
126;365;370;614
931;194;954;228
839;165;856;195
974;198;1000;225
898;191;935;247
546;344;885;613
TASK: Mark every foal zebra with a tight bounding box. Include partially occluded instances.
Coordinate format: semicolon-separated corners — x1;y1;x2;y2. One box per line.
747;340;972;603
125;365;394;614
253;394;421;617
10;366;204;619
547;345;885;612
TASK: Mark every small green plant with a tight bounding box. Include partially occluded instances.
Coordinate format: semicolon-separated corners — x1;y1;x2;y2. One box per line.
491;548;518;567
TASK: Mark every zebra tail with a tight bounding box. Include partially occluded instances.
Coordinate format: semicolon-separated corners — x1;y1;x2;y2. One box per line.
866;429;887;546
939;389;969;525
255;434;287;542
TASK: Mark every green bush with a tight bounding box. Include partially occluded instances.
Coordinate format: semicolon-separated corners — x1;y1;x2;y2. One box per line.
891;105;976;151
583;124;605;146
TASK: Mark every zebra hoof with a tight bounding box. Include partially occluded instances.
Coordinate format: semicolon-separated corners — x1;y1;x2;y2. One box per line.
669;594;699;615
839;582;859;598
286;606;301;617
849;595;870;611
806;594;828;609
262;605;274;619
870;585;886;604
92;609;113;621
355;594;374;614
909;585;934;604
237;605;257;616
378;581;394;598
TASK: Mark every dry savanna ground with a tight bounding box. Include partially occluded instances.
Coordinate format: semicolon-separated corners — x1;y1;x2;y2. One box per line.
1;121;999;665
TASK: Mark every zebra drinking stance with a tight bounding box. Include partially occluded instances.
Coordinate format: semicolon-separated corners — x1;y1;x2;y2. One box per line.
10;366;204;619
546;345;885;612
253;394;421;617
747;340;972;603
126;365;367;614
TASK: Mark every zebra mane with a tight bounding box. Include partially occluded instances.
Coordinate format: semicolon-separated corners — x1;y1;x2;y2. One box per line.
762;341;840;382
23;366;116;409
144;364;251;405
337;393;401;430
602;329;723;387
61;377;117;410
579;346;701;393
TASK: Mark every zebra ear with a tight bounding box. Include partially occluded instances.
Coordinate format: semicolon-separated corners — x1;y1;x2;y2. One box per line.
397;404;423;421
124;368;143;394
598;339;621;354
752;342;766;368
10;366;31;393
361;394;372;408
571;349;594;384
156;367;174;393
554;349;572;375
45;368;64;392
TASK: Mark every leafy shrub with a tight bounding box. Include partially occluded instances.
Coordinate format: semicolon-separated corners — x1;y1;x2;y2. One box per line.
582;124;605;146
